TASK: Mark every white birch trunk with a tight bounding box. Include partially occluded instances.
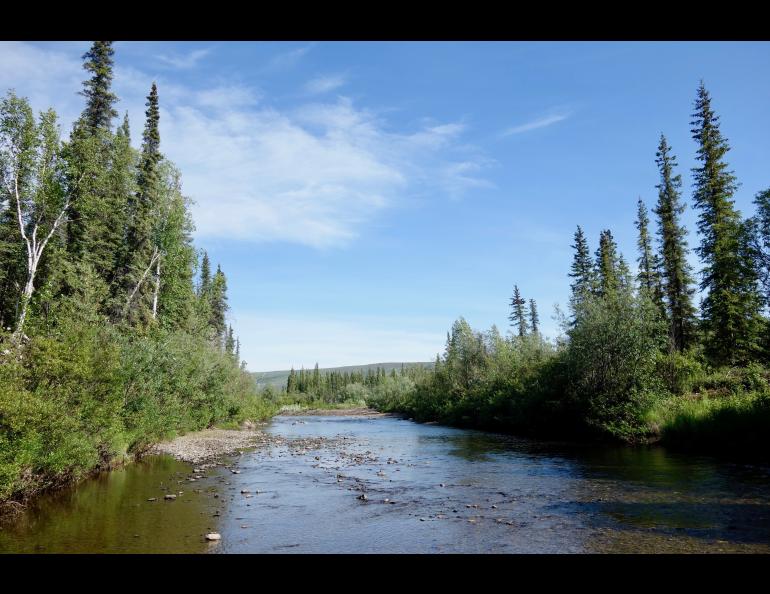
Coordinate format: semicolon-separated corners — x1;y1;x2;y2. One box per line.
124;247;160;316
151;254;161;320
10;175;69;341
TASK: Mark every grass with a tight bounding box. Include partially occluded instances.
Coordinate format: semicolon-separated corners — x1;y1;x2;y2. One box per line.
646;387;770;455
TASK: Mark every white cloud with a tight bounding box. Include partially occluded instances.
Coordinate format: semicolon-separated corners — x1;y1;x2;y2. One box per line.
0;41;85;131
194;85;262;110
304;73;347;95
503;111;570;136
156;48;211;70
232;312;445;371
0;42;493;249
265;44;314;71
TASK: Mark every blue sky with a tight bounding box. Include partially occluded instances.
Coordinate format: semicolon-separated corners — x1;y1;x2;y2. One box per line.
2;41;769;370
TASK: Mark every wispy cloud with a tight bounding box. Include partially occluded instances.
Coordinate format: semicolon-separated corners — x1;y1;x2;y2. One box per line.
503;111;570;136
156;48;212;70
266;44;315;71
304;73;347;95
0;42;493;250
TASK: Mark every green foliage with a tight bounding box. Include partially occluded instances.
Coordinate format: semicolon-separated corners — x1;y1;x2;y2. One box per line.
0;46;268;505
654;135;697;351
636;197;663;307
568;225;594;317
79;41;118;133
691;82;764;365
562;292;667;440
508;285;528;336
649;387;770;455
595;229;621;298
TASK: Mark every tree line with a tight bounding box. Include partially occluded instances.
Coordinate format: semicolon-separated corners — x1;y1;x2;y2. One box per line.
368;82;770;450
0;42;268;504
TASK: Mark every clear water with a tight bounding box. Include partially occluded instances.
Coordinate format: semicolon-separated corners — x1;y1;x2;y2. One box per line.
2;414;770;553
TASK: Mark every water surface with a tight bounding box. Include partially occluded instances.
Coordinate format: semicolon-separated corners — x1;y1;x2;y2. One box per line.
2;414;770;553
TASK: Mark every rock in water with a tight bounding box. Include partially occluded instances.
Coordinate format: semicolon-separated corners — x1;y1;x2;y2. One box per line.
205;533;221;541
164;494;177;500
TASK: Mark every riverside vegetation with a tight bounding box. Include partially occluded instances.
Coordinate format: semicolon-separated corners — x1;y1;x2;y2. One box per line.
0;42;274;506
281;83;770;455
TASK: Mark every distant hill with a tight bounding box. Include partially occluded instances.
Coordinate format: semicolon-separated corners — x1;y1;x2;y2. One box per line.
252;361;434;390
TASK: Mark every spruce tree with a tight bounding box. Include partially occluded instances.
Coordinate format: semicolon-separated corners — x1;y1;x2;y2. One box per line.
121;83;162;325
569;226;595;315
653;134;696;351
199;251;211;297
690;82;762;364
752;188;770;309
635;198;663;306
508;285;528;336
617;253;633;295
596;229;620;298
529;299;539;335
225;325;235;356
107;113;136;288
209;265;228;344
79;41;118;133
65;42;124;291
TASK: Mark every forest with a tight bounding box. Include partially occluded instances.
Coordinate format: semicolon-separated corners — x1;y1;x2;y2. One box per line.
0;42;271;505
284;82;770;454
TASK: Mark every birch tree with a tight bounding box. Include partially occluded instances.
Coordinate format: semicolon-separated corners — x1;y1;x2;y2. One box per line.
0;93;71;339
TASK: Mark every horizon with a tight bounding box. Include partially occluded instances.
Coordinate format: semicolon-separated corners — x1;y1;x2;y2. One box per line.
3;41;769;371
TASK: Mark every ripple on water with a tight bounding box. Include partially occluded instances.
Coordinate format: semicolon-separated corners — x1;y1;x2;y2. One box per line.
2;415;770;553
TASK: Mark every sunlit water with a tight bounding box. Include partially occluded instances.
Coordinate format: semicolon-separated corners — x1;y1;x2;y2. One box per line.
2;414;770;553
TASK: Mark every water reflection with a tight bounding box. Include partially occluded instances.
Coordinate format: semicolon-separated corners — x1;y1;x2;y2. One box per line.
2;415;770;553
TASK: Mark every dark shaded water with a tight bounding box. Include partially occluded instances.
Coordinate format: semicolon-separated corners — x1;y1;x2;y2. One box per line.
2;414;770;553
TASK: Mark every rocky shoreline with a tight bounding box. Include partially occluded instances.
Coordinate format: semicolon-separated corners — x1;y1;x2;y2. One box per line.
149;408;402;465
148;426;270;464
277;406;404;418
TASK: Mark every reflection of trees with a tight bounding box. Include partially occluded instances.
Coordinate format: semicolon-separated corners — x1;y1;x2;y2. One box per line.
1;457;217;553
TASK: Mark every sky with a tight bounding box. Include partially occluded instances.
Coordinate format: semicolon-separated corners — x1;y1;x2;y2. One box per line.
1;41;769;371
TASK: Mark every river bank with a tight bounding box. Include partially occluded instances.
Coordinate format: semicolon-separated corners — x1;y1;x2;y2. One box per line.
277;406;404;418
3;412;770;553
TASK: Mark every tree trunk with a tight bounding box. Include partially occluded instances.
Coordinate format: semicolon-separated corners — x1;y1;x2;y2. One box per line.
152;254;161;320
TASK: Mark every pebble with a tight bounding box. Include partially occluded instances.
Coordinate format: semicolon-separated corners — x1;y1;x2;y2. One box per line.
205;533;221;541
164;494;177;500
147;498;156;502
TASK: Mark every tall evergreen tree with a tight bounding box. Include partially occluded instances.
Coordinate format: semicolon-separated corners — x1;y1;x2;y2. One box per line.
121;83;162;325
106;113;136;287
653;134;696;351
635;198;663;306
199;251;211;297
64;42;125;289
596;229;620;298
508;285;528;336
569;225;595;315
79;41;118;133
529;299;539;335
690;82;762;364
209;264;228;345
752;188;770;309
225;325;235;356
